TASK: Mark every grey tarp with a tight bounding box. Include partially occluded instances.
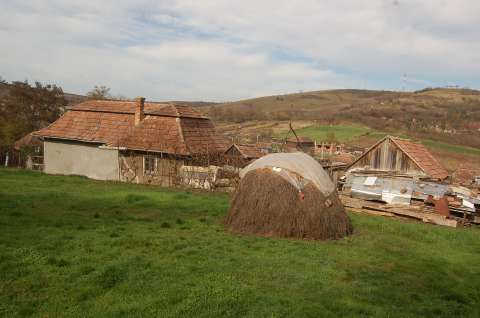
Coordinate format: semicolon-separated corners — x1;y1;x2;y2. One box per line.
240;152;335;195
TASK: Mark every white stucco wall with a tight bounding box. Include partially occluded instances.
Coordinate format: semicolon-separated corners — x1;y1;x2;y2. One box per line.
44;140;119;181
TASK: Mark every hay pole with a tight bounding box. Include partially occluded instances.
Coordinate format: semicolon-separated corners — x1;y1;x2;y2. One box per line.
283;122;302;151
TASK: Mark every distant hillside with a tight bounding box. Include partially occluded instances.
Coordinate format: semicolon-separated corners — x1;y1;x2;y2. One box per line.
0;82;87;106
0;82;10;99
64;92;88;105
170;101;218;108
205;88;480;148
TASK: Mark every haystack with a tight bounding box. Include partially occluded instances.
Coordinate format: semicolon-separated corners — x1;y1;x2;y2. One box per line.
225;153;352;240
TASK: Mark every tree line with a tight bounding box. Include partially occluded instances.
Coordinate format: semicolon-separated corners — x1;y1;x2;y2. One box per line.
0;77;113;153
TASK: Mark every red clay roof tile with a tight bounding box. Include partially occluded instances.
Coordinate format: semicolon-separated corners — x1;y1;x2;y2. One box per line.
37;100;228;156
391;137;449;180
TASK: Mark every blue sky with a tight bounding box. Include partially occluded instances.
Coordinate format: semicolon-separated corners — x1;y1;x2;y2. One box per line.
0;0;479;101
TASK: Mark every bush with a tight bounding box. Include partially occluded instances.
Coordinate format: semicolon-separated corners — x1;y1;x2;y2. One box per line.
98;265;127;289
161;222;171;228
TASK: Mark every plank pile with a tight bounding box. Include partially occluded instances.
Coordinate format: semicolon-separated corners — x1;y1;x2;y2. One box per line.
341;195;460;228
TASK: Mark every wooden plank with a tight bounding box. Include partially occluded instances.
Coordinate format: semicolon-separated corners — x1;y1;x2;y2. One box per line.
341;195;459;228
348;207;395;217
473;216;480;224
421;215;458;228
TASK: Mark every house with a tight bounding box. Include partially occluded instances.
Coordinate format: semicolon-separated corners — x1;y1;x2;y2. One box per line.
225;143;263;167
36;98;229;186
13;131;44;170
346;135;449;180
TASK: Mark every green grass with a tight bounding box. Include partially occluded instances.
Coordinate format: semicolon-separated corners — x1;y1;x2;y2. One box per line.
1;169;480;317
290;124;480;157
422;139;480;156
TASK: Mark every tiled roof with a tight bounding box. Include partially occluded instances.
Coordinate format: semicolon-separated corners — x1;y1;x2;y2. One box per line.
118;116;188;155
37;99;228;156
14;131;42;150
70;99;208;119
391;137;449;180
227;144;263;159
38;111;134;145
180;118;231;154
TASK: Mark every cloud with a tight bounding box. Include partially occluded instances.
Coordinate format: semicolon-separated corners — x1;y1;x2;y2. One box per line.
0;0;478;100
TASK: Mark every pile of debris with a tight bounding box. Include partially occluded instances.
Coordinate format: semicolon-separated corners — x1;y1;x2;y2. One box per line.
342;173;479;227
340;135;479;227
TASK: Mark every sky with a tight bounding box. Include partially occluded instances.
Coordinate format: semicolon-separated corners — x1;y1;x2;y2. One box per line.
0;0;479;101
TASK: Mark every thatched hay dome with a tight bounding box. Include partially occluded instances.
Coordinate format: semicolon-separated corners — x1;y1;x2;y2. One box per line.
225;153;352;240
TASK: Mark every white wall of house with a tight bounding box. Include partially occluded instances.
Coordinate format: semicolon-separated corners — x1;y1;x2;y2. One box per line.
44;140;119;180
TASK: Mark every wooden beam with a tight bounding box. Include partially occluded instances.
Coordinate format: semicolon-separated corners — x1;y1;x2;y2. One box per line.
341;195;458;228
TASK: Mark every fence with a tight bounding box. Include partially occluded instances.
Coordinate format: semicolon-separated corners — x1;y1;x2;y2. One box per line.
0;148;21;168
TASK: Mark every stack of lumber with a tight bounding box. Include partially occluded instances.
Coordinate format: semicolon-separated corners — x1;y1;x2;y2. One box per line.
341;195;459;228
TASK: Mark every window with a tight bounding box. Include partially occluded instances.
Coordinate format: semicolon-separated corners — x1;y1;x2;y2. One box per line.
144;156;156;174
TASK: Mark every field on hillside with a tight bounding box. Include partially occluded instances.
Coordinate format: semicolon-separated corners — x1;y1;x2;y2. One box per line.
1;169;480;317
205;88;480;149
292;124;480;155
288;125;374;142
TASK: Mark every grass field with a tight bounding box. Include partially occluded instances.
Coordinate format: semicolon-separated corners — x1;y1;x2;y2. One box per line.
422;139;480;157
291;125;374;142
1;169;480;317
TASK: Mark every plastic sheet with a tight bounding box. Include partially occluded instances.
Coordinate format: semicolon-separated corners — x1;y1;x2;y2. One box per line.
240;152;335;195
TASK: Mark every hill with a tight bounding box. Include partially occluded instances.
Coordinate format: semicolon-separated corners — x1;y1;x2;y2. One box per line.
0;81;87;106
205;88;480;149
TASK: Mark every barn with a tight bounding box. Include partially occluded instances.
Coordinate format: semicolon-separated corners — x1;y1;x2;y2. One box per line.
224;143;263;167
346;135;449;180
36;98;229;186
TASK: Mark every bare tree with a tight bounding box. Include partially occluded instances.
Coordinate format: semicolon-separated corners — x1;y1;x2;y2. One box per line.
87;85;111;100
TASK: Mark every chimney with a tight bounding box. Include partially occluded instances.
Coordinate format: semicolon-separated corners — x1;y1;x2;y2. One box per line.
135;97;145;125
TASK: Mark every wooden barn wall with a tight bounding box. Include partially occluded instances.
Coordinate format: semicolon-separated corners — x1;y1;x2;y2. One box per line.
350;139;426;176
119;152;184;187
226;146;241;157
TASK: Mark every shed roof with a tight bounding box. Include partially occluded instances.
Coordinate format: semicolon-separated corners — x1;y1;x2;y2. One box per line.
226;144;263;159
391;137;449;180
14;131;42;150
36;99;228;156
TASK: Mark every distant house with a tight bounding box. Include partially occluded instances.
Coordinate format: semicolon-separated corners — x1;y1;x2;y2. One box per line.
346;135;449;180
225;143;263;167
36;98;229;186
13;131;44;170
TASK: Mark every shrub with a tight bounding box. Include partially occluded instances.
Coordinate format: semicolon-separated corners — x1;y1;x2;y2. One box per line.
161;222;171;228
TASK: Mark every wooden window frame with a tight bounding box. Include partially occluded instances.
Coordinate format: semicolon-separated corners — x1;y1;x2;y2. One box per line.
143;155;157;175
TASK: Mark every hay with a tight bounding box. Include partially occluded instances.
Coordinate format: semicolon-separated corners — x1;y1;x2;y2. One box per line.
226;168;352;240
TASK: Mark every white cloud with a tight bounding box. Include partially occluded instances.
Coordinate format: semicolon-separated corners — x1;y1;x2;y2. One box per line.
0;0;479;100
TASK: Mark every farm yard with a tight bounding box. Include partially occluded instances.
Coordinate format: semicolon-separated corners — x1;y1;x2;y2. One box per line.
1;168;480;317
216;121;480;173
